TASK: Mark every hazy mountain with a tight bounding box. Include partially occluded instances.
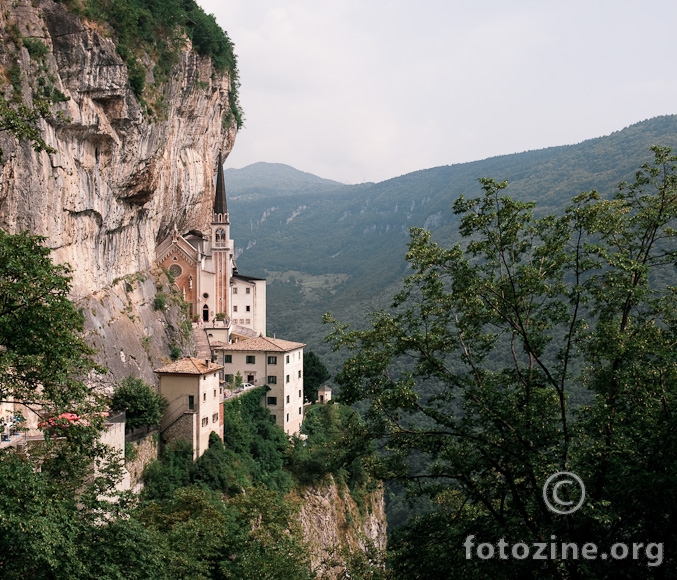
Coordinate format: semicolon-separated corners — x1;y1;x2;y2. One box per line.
225;162;346;198
226;115;677;365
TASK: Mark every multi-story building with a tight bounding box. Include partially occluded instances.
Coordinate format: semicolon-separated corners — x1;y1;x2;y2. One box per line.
212;337;305;436
155;357;224;458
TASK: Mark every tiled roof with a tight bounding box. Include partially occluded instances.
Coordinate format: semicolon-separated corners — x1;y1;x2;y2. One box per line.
213;336;305;353
154;357;223;375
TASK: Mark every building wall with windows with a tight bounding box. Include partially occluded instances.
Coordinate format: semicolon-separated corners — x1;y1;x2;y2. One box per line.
231;275;266;338
214;337;305;435
155;358;224;458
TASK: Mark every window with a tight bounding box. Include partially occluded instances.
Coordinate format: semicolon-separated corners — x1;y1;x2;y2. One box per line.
246;319;251;324
286;413;289;422
299;390;301;398
299;407;302;415
268;376;277;384
224;355;232;363
267;396;277;405
286;375;290;383
298;370;302;378
169;264;182;278
233;305;238;312
246;355;256;364
203;392;206;401
286;395;290;404
224;374;233;382
233;287;237;294
268;356;277;365
286;355;290;363
203;292;209;299
213;389;216;398
246;305;251;312
188;395;195;410
201;417;208;427
212;413;218;423
246;288;251;294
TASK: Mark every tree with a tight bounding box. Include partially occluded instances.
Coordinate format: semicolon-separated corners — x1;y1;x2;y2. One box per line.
111;376;168;431
0;231;99;420
303;351;330;402
326;147;677;579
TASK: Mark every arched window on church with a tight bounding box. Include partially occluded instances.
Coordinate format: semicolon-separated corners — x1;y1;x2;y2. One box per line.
215;229;226;246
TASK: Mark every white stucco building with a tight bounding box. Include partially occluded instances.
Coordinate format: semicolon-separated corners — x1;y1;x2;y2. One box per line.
212;337;306;436
155;357;224;458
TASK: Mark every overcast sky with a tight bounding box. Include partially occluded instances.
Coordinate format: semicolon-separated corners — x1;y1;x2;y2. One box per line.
199;0;677;184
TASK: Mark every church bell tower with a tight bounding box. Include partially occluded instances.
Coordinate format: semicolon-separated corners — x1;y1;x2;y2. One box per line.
211;152;232;319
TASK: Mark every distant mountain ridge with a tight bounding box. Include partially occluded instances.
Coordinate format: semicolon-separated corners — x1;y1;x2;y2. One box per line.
225;115;677;362
225;162;346;198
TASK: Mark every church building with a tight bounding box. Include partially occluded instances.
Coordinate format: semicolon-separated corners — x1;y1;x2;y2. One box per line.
154;153;306;438
155;153;266;341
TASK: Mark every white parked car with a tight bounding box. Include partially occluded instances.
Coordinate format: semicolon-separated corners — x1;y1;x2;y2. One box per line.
241;383;254;389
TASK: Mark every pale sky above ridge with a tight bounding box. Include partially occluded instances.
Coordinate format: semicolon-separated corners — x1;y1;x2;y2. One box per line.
199;0;677;185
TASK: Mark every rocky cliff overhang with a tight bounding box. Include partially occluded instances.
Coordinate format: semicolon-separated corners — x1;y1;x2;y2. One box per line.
0;0;237;298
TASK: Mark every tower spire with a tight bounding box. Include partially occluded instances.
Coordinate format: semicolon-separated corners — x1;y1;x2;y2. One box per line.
213;151;227;216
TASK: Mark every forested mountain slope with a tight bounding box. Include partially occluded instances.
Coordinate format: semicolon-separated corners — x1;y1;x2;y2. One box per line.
228;115;677;365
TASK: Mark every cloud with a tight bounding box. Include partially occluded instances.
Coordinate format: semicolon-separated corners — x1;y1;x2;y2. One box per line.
199;0;677;184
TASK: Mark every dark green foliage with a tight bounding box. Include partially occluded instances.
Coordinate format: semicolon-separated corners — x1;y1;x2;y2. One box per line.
22;38;49;59
153;291;166;310
141;439;194;500
169;344;181;360
80;0;243;123
0;443;143;579
303;351;330;402
0;450;313;579
222;387;293;492
0;231;98;415
191;432;251;495
136;486;313;579
144;388;293;498
288;403;374;501
111;376;167;431
327;147;677;578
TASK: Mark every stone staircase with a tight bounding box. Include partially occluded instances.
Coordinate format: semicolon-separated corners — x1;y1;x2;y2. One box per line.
192;325;211;359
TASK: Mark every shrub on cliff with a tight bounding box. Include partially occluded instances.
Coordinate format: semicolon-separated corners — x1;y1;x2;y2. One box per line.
111;376;167;432
79;0;243;125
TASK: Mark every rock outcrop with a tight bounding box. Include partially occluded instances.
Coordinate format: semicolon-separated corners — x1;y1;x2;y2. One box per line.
295;477;387;578
0;0;237;382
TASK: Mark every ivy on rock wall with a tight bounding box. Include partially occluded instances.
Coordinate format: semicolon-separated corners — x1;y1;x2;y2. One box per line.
63;0;243;124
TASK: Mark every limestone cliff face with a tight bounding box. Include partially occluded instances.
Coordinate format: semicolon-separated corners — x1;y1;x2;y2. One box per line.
0;0;237;382
295;478;387;578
